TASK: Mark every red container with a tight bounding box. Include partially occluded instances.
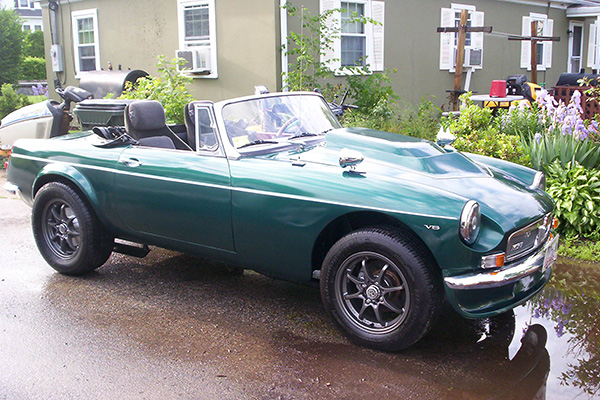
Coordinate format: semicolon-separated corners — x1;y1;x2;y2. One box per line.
490;80;507;97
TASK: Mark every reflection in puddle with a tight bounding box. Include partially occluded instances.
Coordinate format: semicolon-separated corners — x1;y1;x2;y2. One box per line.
36;253;599;400
511;259;600;399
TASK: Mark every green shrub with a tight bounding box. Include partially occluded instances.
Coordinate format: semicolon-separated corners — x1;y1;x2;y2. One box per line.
395;99;441;141
0;83;31;120
119;56;194;124
546;160;600;239
342;97;440;141
345;71;398;111
20;56;46;81
442;99;529;165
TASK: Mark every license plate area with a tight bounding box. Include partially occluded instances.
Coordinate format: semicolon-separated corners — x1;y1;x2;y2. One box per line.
543;234;559;272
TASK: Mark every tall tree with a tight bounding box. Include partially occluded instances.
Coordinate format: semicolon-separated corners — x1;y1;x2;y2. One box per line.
0;9;24;85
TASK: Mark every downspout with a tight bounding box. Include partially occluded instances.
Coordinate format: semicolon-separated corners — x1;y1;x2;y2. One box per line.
48;0;59;46
280;0;288;91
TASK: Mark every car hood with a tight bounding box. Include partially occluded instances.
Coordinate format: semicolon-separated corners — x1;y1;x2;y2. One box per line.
277;128;553;229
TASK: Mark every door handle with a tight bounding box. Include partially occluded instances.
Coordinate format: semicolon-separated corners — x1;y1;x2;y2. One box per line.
118;157;142;168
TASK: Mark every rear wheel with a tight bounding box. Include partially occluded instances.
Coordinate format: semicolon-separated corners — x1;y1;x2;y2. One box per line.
320;228;443;351
32;182;113;275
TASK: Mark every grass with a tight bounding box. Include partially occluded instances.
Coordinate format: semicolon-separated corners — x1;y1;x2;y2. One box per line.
559;237;600;264
27;95;47;103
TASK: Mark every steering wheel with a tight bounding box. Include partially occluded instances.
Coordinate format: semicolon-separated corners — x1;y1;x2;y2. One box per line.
276;116;299;136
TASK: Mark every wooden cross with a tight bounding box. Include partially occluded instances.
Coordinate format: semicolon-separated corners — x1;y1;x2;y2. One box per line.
508;21;560;84
437;9;493;110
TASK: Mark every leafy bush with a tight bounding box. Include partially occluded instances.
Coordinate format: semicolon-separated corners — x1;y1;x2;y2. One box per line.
394;99;441;141
345;71;398;111
20;56;46;81
546;160;600;239
119;56;194;124
0;83;31;120
442;98;529;165
343;98;441;141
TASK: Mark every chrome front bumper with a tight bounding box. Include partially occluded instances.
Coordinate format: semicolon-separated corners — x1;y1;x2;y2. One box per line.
444;234;558;290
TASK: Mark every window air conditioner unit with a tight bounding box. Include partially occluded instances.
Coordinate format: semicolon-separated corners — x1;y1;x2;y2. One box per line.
176;48;211;73
452;48;483;69
465;48;483;67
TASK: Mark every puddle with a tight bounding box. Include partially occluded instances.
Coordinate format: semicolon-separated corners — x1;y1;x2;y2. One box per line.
509;258;600;399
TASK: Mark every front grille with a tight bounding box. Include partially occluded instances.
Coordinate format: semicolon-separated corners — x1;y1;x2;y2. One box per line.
506;214;552;262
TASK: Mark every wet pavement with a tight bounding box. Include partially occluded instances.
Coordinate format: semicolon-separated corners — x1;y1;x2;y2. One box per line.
1;170;599;399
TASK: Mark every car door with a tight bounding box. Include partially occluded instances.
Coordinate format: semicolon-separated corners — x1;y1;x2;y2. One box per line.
113;106;234;252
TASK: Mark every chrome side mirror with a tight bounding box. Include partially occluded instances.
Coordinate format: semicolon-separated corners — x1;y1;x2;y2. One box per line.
436;126;456;147
339;148;365;172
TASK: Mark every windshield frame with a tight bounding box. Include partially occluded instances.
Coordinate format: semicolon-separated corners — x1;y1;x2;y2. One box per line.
213;91;341;159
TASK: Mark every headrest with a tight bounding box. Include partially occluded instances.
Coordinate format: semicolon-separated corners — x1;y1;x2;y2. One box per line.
127;100;166;131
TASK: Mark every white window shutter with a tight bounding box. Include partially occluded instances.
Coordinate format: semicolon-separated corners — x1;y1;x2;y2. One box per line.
472;11;484;48
472;11;484;69
544;19;553;68
439;7;454;70
520;16;531;69
588;23;597;68
370;1;385;71
320;0;341;71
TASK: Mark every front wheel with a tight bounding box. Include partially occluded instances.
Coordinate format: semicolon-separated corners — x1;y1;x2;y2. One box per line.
320;228;443;351
32;182;114;275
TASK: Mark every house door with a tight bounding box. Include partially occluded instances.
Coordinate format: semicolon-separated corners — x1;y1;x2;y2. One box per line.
569;22;584;73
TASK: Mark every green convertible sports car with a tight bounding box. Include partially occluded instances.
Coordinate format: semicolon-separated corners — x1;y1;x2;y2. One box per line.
4;91;558;351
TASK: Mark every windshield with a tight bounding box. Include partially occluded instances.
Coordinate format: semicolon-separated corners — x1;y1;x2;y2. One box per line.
222;94;341;149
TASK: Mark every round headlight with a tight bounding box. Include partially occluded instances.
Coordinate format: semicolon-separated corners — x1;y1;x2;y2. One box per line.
460;200;481;245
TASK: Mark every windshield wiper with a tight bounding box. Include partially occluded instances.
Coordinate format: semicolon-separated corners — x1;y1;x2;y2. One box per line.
237;139;279;149
289;130;330;140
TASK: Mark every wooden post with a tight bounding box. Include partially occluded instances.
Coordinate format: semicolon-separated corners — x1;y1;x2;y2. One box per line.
530;20;538;84
452;9;469;110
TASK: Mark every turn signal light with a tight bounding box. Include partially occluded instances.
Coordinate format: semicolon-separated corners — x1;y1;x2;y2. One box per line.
552;217;559;229
481;253;505;269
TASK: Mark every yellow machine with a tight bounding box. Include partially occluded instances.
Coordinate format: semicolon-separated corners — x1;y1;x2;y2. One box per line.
484;75;542;109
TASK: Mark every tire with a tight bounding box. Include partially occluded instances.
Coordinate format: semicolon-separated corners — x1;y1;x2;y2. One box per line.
32;182;114;275
320;227;443;351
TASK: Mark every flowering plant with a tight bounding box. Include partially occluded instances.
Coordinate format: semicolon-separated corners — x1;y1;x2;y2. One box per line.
521;89;600;171
31;83;48;98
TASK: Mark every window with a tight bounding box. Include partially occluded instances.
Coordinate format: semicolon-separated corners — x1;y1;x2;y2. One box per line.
71;9;100;75
320;0;385;73
23;25;30;31
520;13;553;71
439;4;484;71
15;0;34;9
568;22;584;73
194;106;218;152
341;2;366;67
177;0;217;78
